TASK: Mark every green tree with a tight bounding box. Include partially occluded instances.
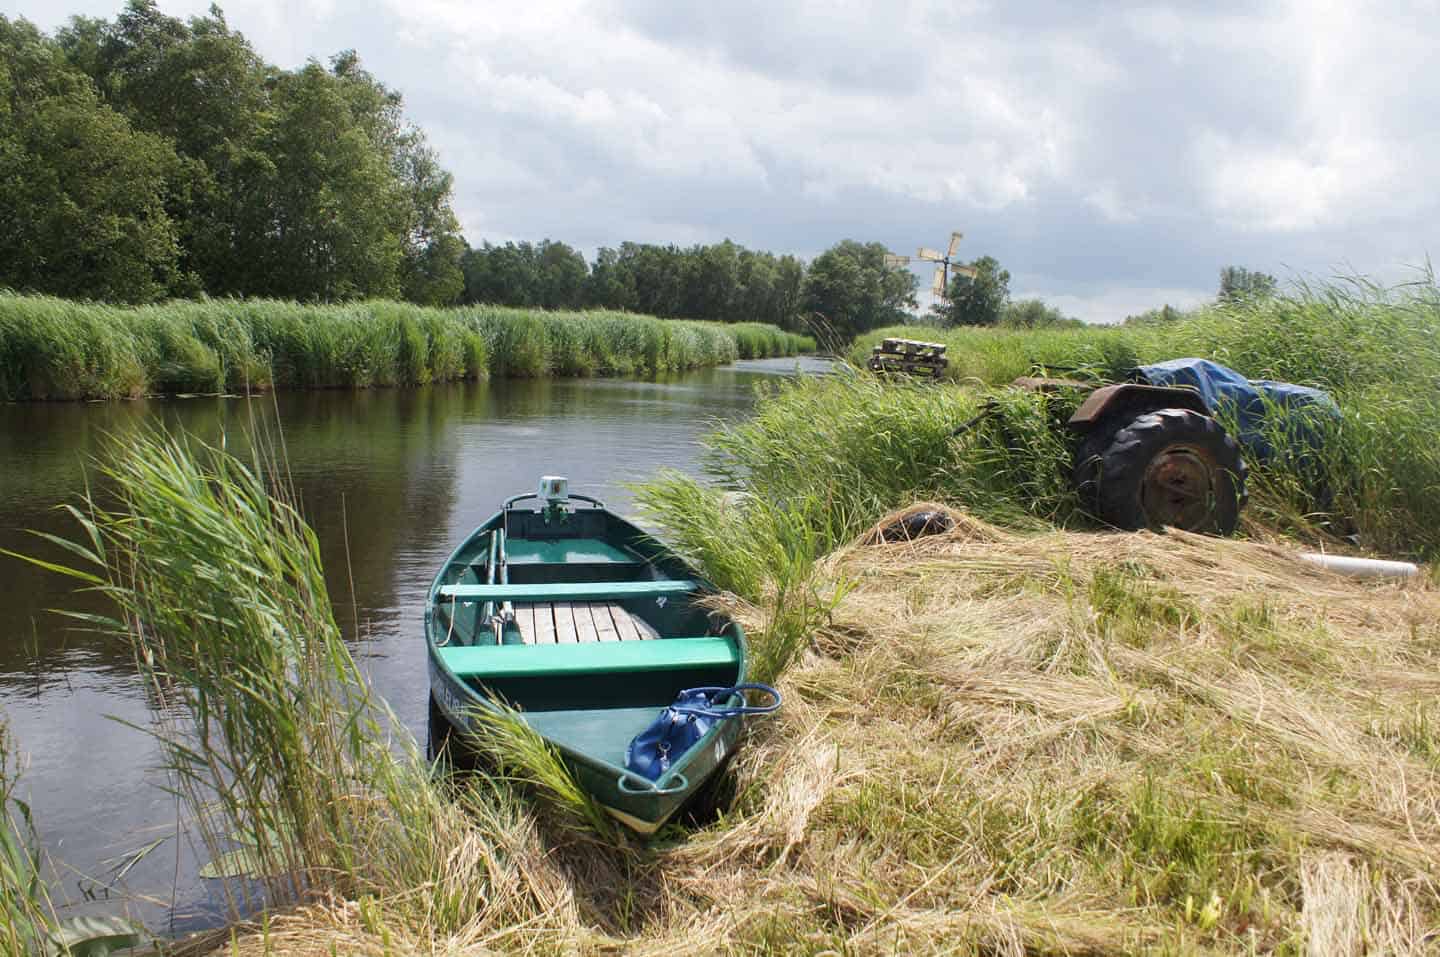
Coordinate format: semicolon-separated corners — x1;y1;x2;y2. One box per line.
772;255;805;330
330;50;464;305
258;61;404;300
1123;304;1184;325
534;241;588;309
0;15;181;302
801;240;917;341
58;2;270;295
1000;298;1080;329
682;240;740;321
1219;266;1278;302
44;5;464;304
587;245;637;310
931;255;1010;327
462;242;534;305
625;243;687;318
402;231;464;305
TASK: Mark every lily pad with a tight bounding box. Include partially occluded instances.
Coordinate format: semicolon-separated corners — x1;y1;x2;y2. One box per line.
46;915;144;957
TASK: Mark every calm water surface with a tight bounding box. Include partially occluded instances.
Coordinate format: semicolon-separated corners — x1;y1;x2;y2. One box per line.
0;356;831;935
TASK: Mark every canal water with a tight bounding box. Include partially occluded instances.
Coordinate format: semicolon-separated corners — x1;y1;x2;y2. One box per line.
0;356;831;935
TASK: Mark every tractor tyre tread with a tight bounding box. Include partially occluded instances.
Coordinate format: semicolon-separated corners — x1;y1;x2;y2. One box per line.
1072;408;1247;535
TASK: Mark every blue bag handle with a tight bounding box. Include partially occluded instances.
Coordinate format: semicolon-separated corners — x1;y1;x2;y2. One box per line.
669;683;782;719
617;770;691;795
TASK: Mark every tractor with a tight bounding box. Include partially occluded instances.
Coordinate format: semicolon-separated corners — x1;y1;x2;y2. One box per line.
1019;357;1335;536
1048;376;1247;536
877;340;1336;537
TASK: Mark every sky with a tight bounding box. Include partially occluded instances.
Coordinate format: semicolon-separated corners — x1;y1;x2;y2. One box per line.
9;0;1440;322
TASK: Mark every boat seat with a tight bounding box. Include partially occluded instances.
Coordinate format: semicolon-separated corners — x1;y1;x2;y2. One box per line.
438;580;698;602
503;538;639;566
436;636;737;679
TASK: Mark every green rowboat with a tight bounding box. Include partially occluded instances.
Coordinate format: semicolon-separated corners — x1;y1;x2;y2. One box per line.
425;477;750;834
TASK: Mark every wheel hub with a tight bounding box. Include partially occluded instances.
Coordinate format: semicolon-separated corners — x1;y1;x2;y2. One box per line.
1140;445;1216;530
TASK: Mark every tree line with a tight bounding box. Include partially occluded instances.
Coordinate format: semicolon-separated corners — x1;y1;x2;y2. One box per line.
1;1;1095;341
1124;267;1280;325
0;2;465;305
460;239;806;329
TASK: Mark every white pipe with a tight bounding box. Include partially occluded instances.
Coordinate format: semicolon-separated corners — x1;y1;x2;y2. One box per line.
1298;553;1420;579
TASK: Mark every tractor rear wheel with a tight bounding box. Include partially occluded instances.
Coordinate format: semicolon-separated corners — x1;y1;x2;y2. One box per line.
1073;408;1246;535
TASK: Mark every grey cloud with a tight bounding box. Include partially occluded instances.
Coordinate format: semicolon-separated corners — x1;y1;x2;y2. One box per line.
9;0;1440;320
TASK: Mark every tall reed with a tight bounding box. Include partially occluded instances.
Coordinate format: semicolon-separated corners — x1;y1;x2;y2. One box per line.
635;473;853;683
842;276;1440;557
0;719;51;956
17;426;556;938
0;295;811;401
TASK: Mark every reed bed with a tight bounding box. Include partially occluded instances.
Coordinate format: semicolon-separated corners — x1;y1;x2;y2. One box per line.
833;278;1440;559
0;295;812;400
849;273;1440;393
23;430;588;950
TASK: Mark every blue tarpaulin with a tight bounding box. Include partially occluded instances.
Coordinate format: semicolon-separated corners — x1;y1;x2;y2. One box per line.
1132;358;1340;462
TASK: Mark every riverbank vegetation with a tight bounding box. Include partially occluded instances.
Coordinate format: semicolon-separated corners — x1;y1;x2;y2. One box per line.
27;428;1433;955
2;5;911;342
612;275;1440;951
840;275;1440;558
0;295;812;401
8;275;1439;954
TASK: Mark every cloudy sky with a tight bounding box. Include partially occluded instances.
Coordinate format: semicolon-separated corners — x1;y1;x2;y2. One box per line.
11;0;1440;321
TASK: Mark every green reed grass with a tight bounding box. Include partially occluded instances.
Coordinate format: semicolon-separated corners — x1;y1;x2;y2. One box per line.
28;427;396;913
632;374;1085;679
635;474;853;683
0;719;51;955
464;703;620;843
839;276;1440;557
0;294;811;401
10;425;633;947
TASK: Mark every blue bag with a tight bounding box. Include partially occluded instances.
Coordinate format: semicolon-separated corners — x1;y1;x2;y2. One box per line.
625;684;781;781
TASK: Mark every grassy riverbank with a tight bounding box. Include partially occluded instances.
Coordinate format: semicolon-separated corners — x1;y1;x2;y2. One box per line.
838;277;1440;558
0;295;814;401
9;277;1440;953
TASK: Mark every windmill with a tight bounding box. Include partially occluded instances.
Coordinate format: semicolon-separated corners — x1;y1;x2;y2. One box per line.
885;231;978;301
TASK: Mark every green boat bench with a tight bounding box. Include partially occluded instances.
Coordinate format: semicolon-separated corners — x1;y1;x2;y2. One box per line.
435;636;737;679
437;580;699;602
502;538;638;566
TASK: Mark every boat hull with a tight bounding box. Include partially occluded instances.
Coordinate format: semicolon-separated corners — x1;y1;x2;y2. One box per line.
428;656;740;832
424;499;749;834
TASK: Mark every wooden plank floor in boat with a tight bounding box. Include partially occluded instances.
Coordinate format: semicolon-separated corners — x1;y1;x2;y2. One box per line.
514;601;659;644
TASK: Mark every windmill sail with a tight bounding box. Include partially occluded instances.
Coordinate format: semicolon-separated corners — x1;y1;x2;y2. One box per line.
931;269;947;296
883;254;911;268
947;231;963;257
952;264;979;280
917;247;944;261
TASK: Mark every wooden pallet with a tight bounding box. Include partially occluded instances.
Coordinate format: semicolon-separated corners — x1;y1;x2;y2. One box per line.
513;601;659;644
868;337;948;378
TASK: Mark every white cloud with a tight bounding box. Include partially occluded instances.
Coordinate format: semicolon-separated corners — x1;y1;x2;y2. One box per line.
7;0;1440;312
1195;132;1397;232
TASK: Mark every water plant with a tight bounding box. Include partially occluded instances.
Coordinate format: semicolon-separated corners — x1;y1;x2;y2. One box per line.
17;427;575;945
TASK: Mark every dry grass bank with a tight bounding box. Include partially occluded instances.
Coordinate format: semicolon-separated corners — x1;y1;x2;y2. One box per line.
210;507;1440;955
